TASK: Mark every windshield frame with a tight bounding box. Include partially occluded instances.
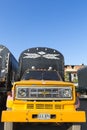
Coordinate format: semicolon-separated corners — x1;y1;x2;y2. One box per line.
21;69;62;81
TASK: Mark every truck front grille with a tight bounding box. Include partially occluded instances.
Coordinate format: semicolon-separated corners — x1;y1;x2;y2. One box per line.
27;104;62;109
16;86;72;100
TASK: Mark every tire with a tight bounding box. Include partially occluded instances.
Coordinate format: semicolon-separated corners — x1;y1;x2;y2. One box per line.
67;124;81;130
4;122;13;130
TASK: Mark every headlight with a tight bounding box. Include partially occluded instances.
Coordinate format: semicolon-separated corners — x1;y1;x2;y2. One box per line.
60;88;72;98
16;88;28;98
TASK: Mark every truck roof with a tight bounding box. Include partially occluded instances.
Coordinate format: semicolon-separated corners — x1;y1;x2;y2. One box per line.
0;44;18;71
0;45;12;72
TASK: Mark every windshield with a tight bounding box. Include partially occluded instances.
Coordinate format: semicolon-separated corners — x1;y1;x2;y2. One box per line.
21;70;62;81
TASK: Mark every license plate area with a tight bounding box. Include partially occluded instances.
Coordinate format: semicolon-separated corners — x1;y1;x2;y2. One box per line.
37;113;50;120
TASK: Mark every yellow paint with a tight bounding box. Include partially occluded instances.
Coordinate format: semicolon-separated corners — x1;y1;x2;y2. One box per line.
1;80;86;123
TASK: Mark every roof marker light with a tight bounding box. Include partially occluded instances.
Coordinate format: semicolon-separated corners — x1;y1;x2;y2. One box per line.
48;66;52;70
31;66;35;70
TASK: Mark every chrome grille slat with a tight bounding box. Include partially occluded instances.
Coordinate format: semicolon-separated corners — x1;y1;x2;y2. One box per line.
29;87;72;100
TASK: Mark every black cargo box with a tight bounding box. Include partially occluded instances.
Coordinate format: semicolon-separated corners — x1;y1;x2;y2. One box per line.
0;45;18;91
18;47;64;80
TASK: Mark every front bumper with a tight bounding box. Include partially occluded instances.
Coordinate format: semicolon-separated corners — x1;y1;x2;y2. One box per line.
1;110;86;122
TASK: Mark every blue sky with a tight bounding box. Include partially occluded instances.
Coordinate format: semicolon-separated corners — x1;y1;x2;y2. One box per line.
0;0;87;65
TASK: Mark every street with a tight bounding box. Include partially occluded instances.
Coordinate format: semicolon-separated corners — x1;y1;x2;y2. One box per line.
0;99;87;130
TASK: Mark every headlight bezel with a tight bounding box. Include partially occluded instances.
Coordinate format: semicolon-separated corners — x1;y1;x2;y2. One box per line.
16;87;29;98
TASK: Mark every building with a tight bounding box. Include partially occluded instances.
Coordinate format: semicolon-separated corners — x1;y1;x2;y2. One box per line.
64;65;84;86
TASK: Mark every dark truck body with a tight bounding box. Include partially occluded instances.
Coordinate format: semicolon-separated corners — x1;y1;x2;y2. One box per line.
0;45;18;110
77;66;87;98
18;47;64;81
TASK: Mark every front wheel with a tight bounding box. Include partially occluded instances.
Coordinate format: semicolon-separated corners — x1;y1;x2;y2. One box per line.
4;122;13;130
67;123;81;130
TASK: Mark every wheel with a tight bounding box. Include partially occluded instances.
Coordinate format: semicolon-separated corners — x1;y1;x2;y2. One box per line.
67;123;81;130
4;122;13;130
71;124;81;130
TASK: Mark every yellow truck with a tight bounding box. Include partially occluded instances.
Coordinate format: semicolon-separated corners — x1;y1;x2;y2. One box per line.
1;47;86;130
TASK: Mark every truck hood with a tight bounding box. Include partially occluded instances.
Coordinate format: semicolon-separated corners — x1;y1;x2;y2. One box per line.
14;80;74;86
